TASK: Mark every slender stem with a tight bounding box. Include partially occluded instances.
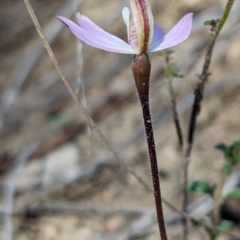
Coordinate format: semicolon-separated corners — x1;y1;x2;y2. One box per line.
132;54;168;240
171;96;184;151
167;78;184;152
186;0;235;157
182;1;235;239
181;157;189;240
164;52;186;238
167;77;188;240
165;65;188;240
141;93;168;240
164;53;184;152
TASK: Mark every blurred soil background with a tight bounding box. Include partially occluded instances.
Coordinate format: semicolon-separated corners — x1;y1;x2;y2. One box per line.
0;0;240;239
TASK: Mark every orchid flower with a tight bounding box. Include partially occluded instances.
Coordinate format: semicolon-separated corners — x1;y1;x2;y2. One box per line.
58;2;193;239
57;0;193;55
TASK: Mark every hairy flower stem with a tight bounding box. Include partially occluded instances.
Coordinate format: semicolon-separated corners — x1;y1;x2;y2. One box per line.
132;54;168;240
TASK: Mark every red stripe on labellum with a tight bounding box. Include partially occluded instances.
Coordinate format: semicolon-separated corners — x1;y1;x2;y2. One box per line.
132;0;151;54
138;0;150;53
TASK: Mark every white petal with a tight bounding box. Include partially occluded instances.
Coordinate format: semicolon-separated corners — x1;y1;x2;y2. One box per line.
122;7;131;42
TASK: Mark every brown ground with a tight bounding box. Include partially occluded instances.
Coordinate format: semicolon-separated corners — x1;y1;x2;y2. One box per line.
0;0;240;239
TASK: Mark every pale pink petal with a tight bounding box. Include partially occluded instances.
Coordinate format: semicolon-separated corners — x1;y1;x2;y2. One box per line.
57;14;135;54
151;13;193;52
